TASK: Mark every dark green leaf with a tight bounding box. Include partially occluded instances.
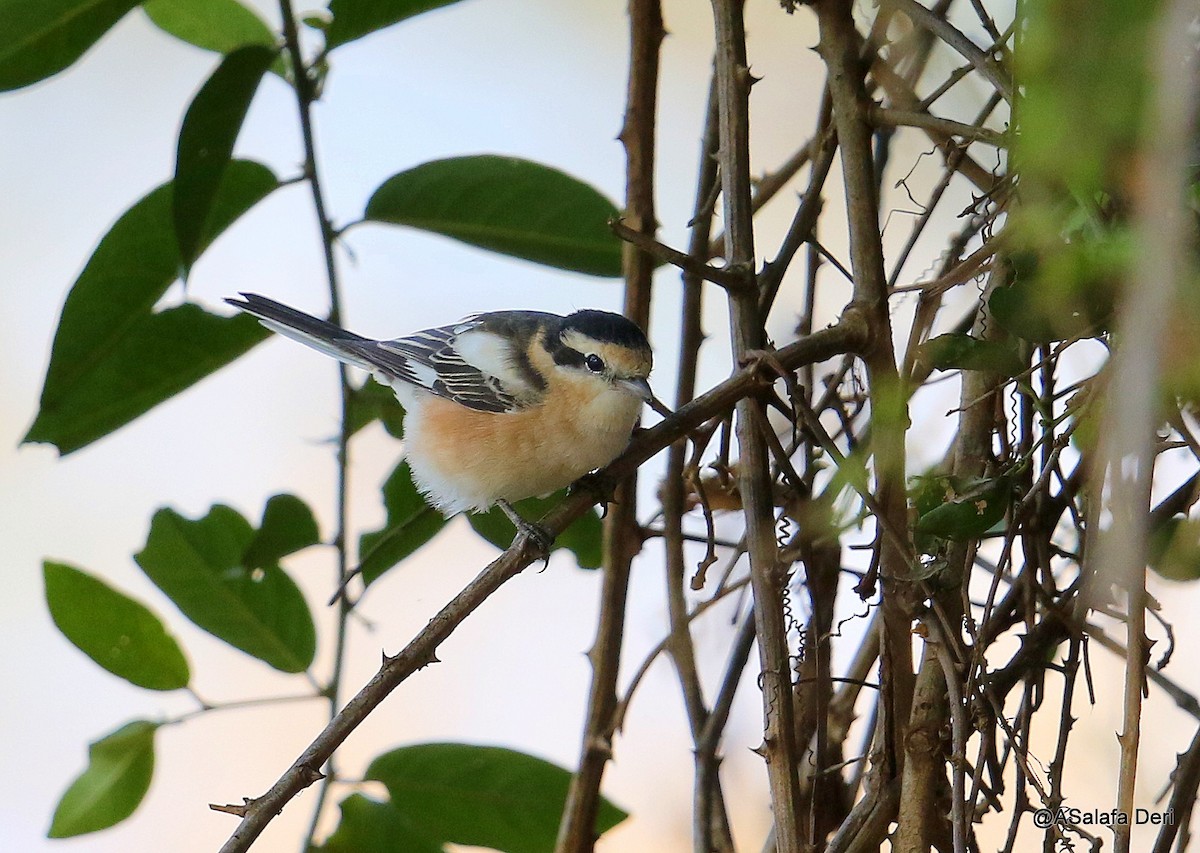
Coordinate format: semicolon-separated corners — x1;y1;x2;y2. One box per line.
23;160;278;455
365;156;623;277
135;505;316;672
48;721;157;837
0;0;141;91
358;462;446;585
142;0;280;62
319;795;442;853
916;477;1010;542
468;491;602;569
347;377;406;439
243;494;321;569
325;0;464;49
174;45;278;272
916;333;1024;378
44;562;190;691
368;743;627;853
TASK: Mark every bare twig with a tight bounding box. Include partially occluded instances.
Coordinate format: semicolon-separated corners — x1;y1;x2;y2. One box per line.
659;72;738;852
1086;2;1200;849
881;0;1014;102
814;0;915;818
610;219;749;292
275;1;354;844
710;1;806;849
557;3;662;850
869;105;1006;146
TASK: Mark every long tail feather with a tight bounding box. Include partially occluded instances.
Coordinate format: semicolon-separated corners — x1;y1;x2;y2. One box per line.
226;292;377;371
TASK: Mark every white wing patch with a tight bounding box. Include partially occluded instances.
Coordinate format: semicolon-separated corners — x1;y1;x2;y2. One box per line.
452;329;541;398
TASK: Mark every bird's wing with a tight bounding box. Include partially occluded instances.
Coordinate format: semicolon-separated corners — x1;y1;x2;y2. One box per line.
346;318;546;413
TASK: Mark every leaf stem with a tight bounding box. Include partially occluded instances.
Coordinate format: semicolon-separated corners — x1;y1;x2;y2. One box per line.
276;2;353;849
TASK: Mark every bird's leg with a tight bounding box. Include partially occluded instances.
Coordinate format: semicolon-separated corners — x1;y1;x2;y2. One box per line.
498;500;554;562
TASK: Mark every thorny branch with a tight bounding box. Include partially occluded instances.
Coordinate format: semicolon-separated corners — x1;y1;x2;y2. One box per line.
558;1;663;850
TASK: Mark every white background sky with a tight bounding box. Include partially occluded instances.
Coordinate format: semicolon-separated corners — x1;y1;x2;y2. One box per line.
4;1;1200;851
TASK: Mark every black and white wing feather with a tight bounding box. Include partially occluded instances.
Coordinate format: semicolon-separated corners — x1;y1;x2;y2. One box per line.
227;293;546;413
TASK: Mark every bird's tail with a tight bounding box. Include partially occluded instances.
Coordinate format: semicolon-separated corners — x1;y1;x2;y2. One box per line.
226;292;378;371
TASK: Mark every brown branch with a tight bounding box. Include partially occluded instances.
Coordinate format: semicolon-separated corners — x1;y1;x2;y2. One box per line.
706;131;823;262
660;73;738;852
757;102;838;316
792;528;847;844
710;0;805;849
868;104;1005;147
900;254;1008;850
557;3;662;850
880;0;1013;102
814;0;915;794
811;4;921;850
869;56;1001;194
215;533;548;853
696;607;758;849
1152;722;1200;853
610;219;749;292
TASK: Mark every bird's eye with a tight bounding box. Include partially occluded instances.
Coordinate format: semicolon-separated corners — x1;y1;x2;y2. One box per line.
585;354;605;373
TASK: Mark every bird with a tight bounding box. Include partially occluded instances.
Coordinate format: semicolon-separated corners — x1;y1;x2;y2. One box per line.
226;293;655;550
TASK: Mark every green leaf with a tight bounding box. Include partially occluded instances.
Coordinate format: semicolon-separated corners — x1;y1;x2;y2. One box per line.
135;505;316;672
358;462;446;585
0;0;142;92
1149;517;1200;582
347;377;406;439
174;44;278;272
916;476;1010;543
1015;0;1154;203
367;743;627;853
365;156;623;277
468;491;603;569
988;240;1120;344
325;0;465;50
142;0;280;60
302;13;331;31
44;562;190;691
319;795;442;853
48;721;157;837
27;305;269;454
915;333;1024;378
23;160;278;455
243;494;321;569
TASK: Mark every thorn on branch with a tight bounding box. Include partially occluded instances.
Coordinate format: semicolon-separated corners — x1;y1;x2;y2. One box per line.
210;799;255;819
299;763;326;786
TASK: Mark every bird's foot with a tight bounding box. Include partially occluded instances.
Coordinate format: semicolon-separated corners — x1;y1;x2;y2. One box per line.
498;500;554;565
570;472;615;518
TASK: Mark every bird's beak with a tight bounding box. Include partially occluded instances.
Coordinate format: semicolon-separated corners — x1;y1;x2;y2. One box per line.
618;376;653;401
